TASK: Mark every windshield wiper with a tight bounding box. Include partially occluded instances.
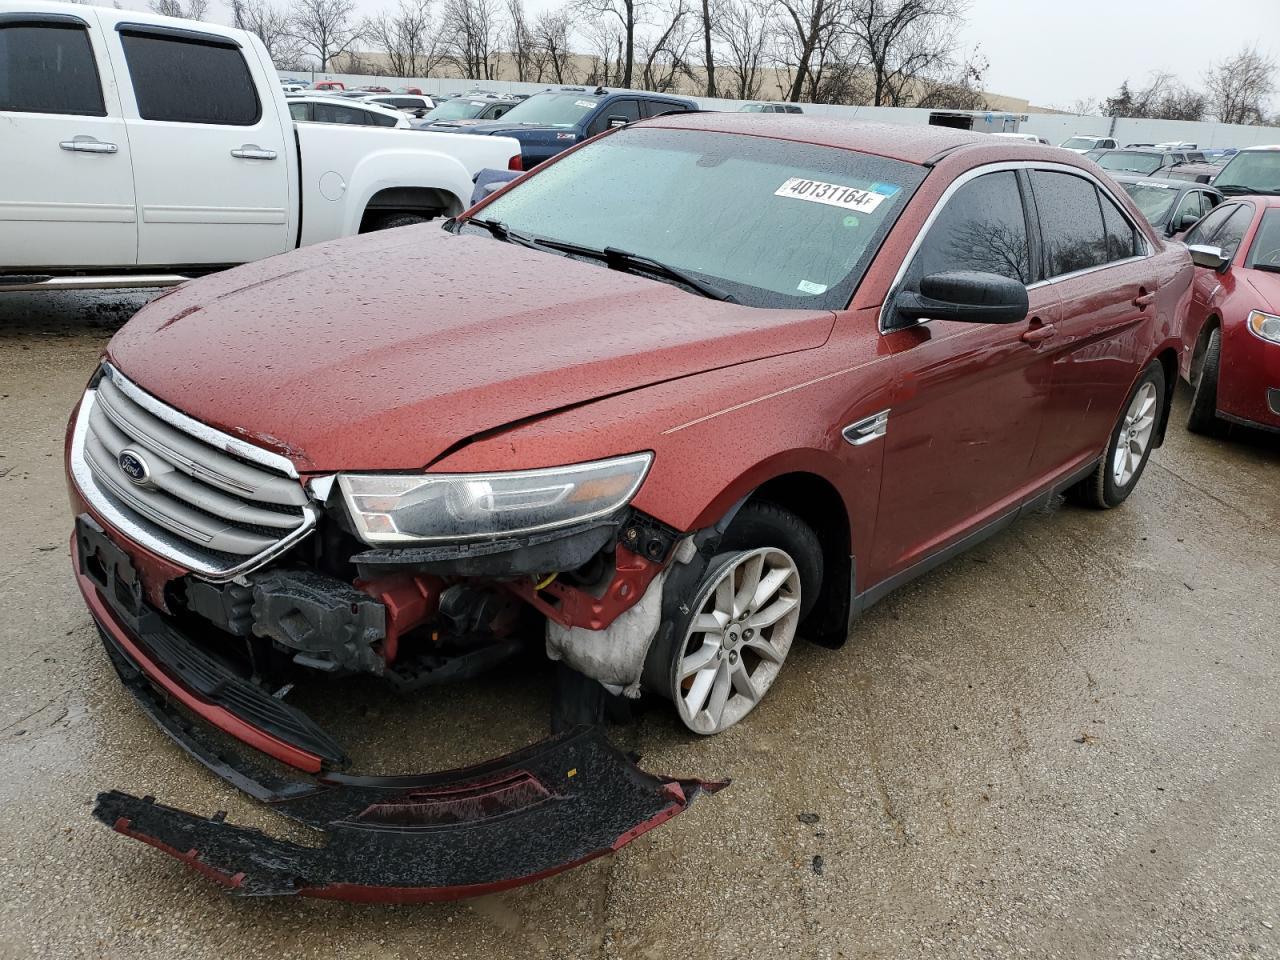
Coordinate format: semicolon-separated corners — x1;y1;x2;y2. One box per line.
462;217;553;252
599;247;737;302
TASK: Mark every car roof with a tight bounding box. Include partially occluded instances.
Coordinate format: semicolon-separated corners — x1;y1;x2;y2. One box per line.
644;114;990;164
290;95;403;116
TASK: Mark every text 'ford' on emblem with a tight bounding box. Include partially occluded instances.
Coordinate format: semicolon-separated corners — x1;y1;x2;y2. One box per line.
118;449;152;486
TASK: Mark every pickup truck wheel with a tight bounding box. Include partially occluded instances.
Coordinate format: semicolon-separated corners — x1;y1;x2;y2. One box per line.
375;213;430;230
1067;361;1166;509
1186;327;1224;436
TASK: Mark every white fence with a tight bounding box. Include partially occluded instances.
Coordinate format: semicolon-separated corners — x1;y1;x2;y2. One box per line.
288;70;1280;148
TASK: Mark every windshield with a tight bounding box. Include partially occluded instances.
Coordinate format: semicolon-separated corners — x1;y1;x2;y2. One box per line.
1120;181;1179;224
1214;151;1280;195
1062;137;1097;149
421;99;491;122
1097;151;1163;175
497;92;600;126
739;103;768;112
469;127;924;310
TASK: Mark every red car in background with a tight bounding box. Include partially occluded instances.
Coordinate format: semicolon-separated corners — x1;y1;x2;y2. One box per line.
1180;196;1280;433
67;116;1193;900
312;80;344;91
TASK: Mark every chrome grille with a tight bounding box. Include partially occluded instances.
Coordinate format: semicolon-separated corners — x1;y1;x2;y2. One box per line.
70;364;319;581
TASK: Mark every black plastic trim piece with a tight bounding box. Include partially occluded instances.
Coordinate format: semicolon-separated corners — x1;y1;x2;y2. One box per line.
114;20;241;47
0;12;88;26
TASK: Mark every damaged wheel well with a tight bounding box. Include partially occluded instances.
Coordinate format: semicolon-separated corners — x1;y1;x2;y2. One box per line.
745;473;852;648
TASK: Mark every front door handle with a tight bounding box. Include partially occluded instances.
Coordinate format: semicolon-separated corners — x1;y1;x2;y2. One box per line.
59;137;118;155
1132;290;1156;308
1021;321;1057;344
230;145;277;160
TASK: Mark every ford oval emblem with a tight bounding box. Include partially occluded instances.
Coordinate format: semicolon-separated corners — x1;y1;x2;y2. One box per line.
118;449;151;486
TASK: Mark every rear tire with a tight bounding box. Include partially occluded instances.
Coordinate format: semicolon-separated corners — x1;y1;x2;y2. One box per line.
375;213;430;230
1187;327;1223;436
1067;360;1166;509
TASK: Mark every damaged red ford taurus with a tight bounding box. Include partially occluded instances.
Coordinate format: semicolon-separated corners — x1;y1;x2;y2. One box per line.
67;114;1194;901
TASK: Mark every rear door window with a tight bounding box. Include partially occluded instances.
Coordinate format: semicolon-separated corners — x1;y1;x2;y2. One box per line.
0;20;106;116
906;170;1033;285
365;108;398;127
1030;170;1109;277
120;30;259;125
311;101;366;125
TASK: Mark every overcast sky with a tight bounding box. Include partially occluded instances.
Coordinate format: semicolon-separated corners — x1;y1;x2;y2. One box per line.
127;0;1277;110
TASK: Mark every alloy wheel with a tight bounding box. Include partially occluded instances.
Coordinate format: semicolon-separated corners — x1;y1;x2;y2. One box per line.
673;547;801;735
1113;381;1158;486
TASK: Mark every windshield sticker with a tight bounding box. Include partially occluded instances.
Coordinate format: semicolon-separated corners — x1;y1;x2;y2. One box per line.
775;178;890;213
575;99;599;108
1136;180;1173;188
797;280;828;294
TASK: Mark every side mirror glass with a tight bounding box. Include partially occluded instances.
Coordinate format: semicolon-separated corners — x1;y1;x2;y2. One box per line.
892;271;1029;327
1188;244;1229;270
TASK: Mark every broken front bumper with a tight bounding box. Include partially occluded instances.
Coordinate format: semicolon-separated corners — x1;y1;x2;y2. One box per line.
76;519;723;902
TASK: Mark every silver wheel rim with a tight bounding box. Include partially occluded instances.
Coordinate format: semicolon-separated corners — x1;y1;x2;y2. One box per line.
1113;381;1158;486
673;547;801;735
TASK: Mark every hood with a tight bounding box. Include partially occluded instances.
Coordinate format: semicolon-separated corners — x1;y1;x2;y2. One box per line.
1244;270;1280;313
108;229;836;472
451;122;578;143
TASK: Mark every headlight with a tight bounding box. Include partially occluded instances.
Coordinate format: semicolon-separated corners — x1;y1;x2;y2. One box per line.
337;453;652;545
1247;310;1280;344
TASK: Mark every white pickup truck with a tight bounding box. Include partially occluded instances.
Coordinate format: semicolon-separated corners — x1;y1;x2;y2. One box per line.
0;1;521;290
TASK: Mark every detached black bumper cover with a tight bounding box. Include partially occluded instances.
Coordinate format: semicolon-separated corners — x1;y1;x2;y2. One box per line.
77;520;724;903
94;726;718;902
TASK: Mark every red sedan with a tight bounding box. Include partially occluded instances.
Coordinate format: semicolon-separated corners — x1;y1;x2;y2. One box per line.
67;116;1192;899
1180;195;1280;433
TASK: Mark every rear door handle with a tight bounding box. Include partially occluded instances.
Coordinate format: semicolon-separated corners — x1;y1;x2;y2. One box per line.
1021;321;1057;344
59;137;118;155
1133;291;1156;308
230;145;277;160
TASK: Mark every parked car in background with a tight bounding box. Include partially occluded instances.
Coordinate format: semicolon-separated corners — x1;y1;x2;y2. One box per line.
1061;134;1118;153
411;95;520;129
1092;149;1184;176
1179;196;1280;434
69;115;1191;900
312;80;345;91
425;87;697;166
991;132;1050;144
1204;145;1280;197
738;102;804;113
280;81;304;93
395;86;424;95
355;85;391;94
0;2;521;289
364;93;436;118
287;95;411;128
1113;175;1223;237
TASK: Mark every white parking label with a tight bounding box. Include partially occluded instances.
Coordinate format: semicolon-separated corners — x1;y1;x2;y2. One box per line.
774;178;888;213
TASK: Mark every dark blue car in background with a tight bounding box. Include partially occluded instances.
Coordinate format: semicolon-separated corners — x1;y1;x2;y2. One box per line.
425;87;698;167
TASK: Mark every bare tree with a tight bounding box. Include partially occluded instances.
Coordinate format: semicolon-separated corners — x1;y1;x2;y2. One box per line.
581;17;626;85
231;0;305;67
768;0;851;103
1103;72;1207;122
364;0;445;78
699;0;715;96
713;0;768;100
530;9;576;83
849;0;964;107
504;0;534;81
148;0;207;19
913;46;988;110
290;0;363;71
639;0;698;91
439;0;503;80
1205;46;1276;125
574;0;641;87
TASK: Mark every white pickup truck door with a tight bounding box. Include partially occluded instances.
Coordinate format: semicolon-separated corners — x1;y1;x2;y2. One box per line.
0;9;137;269
102;18;292;266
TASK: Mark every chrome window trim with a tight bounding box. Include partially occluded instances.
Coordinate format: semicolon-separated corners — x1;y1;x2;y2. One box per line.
100;362;299;479
71;369;318;583
878;160;1153;334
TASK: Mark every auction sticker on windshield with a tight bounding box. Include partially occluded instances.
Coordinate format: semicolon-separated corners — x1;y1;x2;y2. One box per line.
775;178;890;213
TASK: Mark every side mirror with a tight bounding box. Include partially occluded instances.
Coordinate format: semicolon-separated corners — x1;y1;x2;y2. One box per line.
607;116;629;129
1188;244;1229;270
892;271;1029;327
1174;212;1201;233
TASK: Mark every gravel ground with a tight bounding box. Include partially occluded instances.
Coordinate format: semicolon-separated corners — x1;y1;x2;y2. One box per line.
0;289;1277;959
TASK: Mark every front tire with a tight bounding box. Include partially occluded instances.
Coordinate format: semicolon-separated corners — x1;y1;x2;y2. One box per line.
1068;360;1166;509
1187;327;1223;436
